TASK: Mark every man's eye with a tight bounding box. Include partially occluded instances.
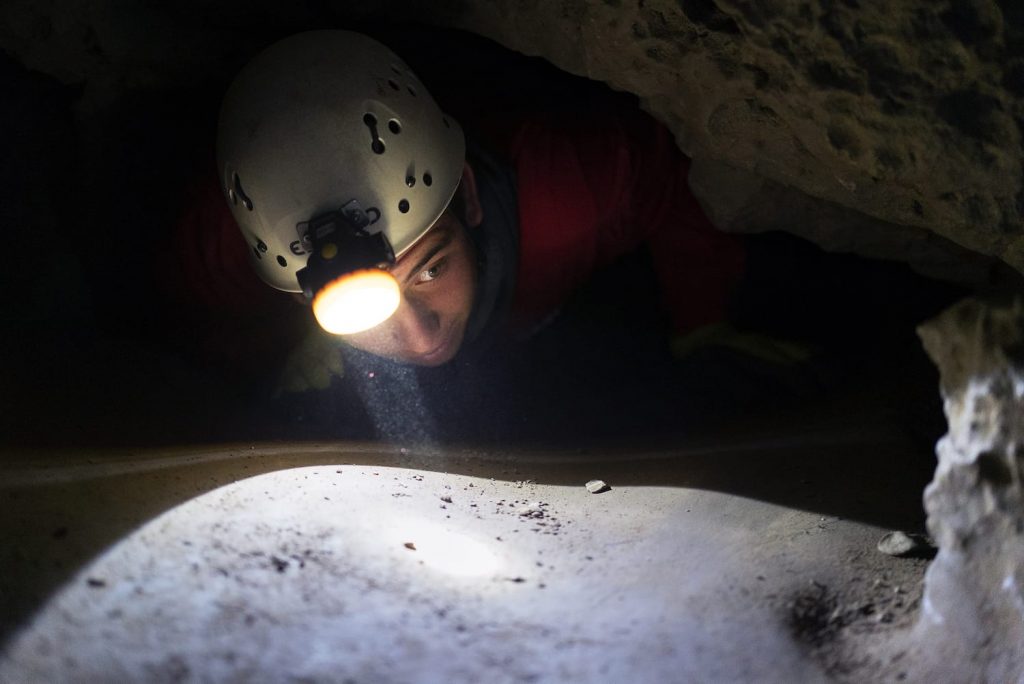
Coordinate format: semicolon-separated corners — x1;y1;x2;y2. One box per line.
417;259;447;283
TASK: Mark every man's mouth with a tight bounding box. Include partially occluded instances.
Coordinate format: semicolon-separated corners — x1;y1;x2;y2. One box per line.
415;329;456;366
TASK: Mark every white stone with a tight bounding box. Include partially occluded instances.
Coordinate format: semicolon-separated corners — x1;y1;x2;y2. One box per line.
876;531;916;556
916;298;1024;680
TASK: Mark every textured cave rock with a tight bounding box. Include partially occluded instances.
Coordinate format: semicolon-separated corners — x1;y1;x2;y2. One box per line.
689;157;1021;290
917;298;1024;680
1;0;1022;279
457;0;1024;274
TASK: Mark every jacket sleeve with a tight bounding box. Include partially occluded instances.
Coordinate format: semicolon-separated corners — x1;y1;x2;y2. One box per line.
507;94;745;334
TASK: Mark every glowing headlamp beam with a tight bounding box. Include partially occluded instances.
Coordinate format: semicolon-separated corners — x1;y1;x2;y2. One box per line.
312;269;401;335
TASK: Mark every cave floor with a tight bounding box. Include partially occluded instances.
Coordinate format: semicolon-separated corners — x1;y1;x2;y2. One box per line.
0;389;936;683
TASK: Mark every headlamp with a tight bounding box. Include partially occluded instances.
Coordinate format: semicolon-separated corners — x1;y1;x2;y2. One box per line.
296;201;400;335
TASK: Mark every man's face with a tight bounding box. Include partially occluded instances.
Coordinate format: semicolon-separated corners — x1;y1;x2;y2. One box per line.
340;213;478;366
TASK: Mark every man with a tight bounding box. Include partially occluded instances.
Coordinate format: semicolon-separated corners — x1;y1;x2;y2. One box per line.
168;29;747;390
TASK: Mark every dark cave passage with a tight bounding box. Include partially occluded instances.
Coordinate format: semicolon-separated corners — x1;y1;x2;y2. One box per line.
2;8;1022;682
0;25;976;451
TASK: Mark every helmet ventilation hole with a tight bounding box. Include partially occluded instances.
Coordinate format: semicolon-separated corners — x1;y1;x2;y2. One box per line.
388;79;400;91
423;172;433;187
253;247;262;260
364;112;385;154
406;176;416;188
276;255;287;267
388;119;402;134
233;173;253;211
399;199;410;213
408;86;417;97
390;65;403;76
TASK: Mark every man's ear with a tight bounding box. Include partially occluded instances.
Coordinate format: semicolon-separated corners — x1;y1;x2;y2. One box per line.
459;161;484;229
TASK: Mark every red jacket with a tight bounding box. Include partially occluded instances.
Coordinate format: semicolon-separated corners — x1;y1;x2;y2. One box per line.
160;98;744;371
504;100;744;333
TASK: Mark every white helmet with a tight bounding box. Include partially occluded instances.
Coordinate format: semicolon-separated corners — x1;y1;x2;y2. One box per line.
216;30;465;331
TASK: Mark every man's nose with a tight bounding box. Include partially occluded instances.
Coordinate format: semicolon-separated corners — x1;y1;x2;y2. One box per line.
391;298;441;355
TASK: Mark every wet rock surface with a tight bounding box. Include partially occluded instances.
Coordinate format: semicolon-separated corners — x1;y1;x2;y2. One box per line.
917;298;1024;681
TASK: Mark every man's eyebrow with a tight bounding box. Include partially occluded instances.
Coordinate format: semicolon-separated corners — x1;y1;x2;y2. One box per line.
401;231;454;285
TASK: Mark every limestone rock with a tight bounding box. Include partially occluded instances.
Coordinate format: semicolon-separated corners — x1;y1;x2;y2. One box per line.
688;157;1023;291
457;0;1024;274
916;298;1024;681
876;531;929;557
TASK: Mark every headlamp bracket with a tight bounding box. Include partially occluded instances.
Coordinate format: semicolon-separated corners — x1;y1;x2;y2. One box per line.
295;199;396;300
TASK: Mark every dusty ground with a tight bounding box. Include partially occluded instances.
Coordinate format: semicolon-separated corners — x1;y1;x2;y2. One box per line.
0;389;936;682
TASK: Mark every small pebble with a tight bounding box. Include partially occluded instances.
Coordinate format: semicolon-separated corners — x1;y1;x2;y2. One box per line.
517;503;544;518
440;495;452;503
877;531;929;557
585;479;610;494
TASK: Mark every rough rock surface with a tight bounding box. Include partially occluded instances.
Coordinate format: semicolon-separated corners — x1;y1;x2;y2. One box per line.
453;0;1024;274
0;0;1022;278
688;157;1022;290
917;298;1024;681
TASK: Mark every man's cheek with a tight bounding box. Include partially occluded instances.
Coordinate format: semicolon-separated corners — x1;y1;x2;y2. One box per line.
455;271;476;315
342;330;389;356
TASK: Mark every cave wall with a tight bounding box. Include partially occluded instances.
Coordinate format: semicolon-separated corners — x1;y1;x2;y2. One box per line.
1;0;1022;281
